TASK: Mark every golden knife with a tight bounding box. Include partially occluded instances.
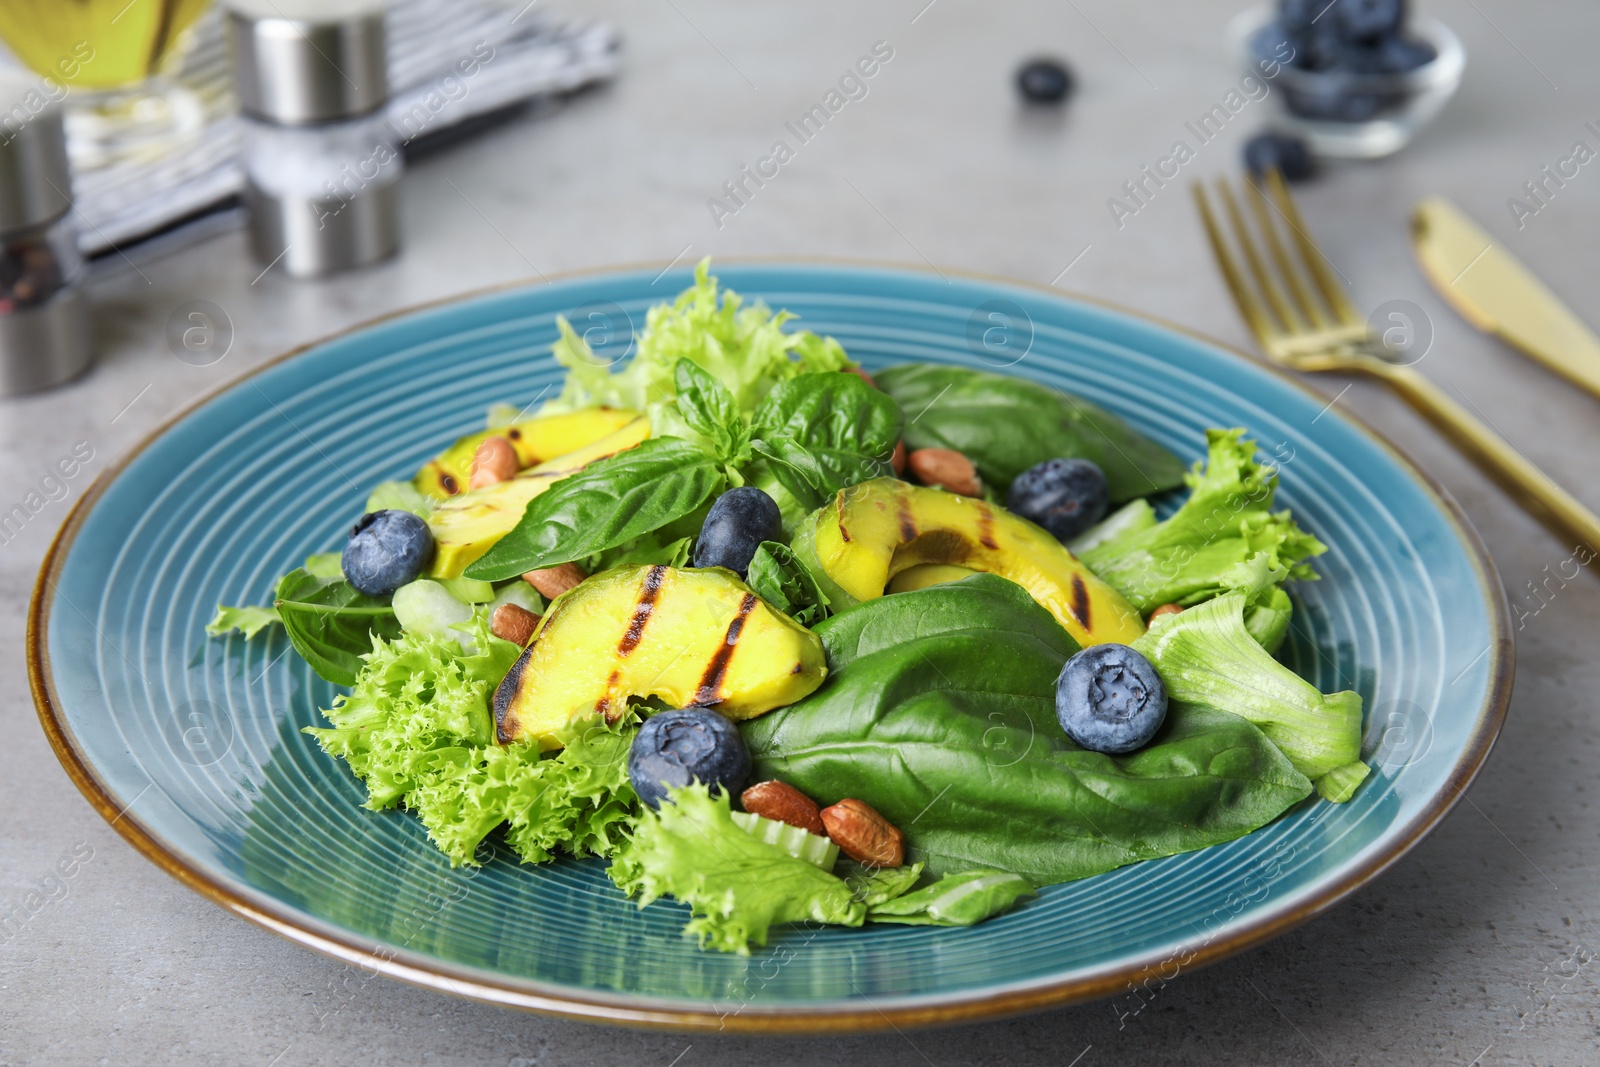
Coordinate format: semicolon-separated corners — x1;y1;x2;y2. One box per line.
1412;196;1600;400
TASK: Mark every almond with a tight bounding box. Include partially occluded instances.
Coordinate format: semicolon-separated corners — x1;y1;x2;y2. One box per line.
490;603;541;646
820;798;905;868
843;366;879;389
522;561;588;599
741;780;826;837
1148;603;1184;622
890;439;907;476
908;448;983;498
469;435;519;489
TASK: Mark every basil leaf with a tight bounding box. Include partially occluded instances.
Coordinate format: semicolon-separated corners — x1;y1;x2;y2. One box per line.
274;568;402;687
875;363;1185;502
746;540;829;625
674;358;746;461
465;438;725;580
749;435;834;512
743;374;904;509
740;574;1312;885
751;371;902;462
868;870;1033;926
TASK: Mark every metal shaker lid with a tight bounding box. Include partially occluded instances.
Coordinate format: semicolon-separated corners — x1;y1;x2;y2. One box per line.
225;0;389;125
0;71;73;235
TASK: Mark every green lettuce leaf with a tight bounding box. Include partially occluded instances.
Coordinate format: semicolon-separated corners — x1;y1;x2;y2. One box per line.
305;613;639;865
205;604;282;639
742;575;1314;884
364;480;434;520
842;862;924;907
608;783;866;954
1133;592;1368;797
543;259;850;417
1080;428;1326;614
868;870;1034;927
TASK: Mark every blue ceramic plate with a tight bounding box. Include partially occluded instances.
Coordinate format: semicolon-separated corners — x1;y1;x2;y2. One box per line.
29;264;1511;1031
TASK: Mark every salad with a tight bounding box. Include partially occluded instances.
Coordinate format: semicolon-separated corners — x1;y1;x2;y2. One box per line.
211;261;1367;954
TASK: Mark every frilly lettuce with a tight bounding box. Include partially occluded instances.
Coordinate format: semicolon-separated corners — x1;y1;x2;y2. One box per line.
305;612;638;865
1080;429;1325;615
1133;593;1368;801
542;258;850;419
608;783;866;954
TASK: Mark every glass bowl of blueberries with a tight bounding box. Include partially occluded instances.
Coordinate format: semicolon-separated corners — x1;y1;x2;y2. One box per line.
1232;0;1465;158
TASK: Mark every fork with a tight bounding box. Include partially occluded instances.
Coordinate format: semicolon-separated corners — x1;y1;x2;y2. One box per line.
1194;170;1600;556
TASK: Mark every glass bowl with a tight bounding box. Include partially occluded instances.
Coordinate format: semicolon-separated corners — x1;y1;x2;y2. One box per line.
1231;5;1465;159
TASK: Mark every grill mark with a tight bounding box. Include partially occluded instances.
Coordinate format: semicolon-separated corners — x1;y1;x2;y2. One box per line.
1070;574;1092;632
595;668;622;721
896;496;917;542
693;593;757;706
975;505;998;550
617;565;667;656
836;492;851;542
493;646;534;744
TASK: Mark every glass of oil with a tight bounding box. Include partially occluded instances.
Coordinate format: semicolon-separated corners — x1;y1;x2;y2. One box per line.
0;0;215;166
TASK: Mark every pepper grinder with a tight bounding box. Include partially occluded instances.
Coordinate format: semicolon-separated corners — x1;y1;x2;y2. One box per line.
226;0;401;278
0;72;93;397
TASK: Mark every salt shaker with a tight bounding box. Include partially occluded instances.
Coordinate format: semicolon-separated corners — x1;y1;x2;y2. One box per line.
0;72;93;397
226;0;401;278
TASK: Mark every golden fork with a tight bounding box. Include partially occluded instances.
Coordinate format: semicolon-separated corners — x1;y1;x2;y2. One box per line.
1194;170;1600;556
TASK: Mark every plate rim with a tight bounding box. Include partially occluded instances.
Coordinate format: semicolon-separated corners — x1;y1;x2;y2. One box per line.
26;257;1515;1033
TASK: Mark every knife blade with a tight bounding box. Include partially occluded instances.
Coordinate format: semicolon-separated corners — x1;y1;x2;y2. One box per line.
1411;196;1600;400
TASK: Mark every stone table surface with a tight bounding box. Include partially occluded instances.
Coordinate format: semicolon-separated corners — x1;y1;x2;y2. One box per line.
4;0;1599;1063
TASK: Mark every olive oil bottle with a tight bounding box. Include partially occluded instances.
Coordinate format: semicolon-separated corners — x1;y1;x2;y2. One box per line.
0;0;213;89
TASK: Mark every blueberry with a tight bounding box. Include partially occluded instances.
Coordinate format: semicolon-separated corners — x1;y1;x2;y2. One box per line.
1334;0;1406;44
1244;132;1317;182
1016;58;1074;105
693;486;782;578
1373;34;1436;72
1279;0;1324;37
341;510;434;596
627;708;751;808
1006;458;1109;542
1284;81;1390;122
1055;644;1168;754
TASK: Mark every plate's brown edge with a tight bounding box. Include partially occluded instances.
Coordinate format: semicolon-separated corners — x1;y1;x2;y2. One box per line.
26;255;1515;1035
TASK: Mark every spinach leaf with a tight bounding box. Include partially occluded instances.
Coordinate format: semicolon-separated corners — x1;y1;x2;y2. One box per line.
874;363;1185;502
465;438;726;580
274;568;402;686
740;575;1312;885
747;372;903;508
746;540;829;625
674;358;748;463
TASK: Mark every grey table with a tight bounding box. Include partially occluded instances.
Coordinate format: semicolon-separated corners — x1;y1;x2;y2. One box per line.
4;1;1598;1063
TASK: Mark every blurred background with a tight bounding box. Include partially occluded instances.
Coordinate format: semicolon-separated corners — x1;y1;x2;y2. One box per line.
2;1;1597;1064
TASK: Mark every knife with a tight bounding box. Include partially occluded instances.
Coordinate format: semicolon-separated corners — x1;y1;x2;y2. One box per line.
1411;197;1600;400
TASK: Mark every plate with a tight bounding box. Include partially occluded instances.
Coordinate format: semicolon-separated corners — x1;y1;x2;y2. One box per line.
28;263;1512;1032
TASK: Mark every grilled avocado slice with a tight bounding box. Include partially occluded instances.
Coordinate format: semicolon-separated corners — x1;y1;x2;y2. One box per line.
425;416;650;577
794;478;1145;647
493;565;827;750
413;407;638;499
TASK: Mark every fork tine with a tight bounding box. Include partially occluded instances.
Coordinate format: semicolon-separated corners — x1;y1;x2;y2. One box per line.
1243;171;1331;330
1262;168;1365;326
1192;181;1282;351
1213;177;1306;334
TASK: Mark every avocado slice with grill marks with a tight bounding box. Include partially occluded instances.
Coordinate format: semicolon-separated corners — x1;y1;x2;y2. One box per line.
794;478;1145;647
493;565;827;750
